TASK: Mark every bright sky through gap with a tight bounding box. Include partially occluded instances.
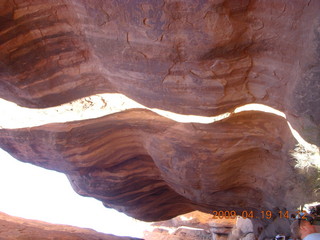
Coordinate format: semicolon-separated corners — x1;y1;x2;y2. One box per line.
0;148;151;238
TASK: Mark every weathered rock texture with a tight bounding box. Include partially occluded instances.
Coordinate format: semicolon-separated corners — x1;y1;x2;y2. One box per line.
0;0;320;239
0;211;141;240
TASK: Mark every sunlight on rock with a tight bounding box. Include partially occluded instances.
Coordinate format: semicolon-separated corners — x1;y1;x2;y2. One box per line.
180;216;193;221
291;144;320;169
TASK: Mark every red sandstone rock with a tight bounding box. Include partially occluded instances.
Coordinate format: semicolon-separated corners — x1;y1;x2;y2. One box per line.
0;110;313;238
0;1;319;239
0;0;319;143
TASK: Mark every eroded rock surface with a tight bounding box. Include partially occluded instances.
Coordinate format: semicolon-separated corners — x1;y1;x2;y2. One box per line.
0;1;319;239
0;211;141;240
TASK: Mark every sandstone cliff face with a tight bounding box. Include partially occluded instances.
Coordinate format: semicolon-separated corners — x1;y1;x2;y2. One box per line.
0;211;141;240
0;1;319;239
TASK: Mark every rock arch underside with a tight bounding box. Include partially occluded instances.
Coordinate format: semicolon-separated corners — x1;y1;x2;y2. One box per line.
0;0;320;239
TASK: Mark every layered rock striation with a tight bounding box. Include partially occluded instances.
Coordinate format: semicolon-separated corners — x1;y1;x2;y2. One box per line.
0;0;319;239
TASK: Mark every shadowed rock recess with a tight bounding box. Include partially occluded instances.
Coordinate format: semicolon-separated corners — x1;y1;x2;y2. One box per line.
0;0;319;239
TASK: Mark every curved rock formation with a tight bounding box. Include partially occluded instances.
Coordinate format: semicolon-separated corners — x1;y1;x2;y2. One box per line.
0;109;316;238
0;0;319;239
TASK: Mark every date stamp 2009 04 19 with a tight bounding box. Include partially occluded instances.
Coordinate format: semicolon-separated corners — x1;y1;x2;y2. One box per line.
212;210;306;219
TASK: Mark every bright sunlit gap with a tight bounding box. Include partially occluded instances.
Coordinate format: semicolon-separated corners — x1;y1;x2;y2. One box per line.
0;93;232;128
0;149;151;238
0;94;318;162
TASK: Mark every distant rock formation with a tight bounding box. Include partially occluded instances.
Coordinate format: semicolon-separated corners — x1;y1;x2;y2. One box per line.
145;211;228;240
0;211;141;240
144;211;256;240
